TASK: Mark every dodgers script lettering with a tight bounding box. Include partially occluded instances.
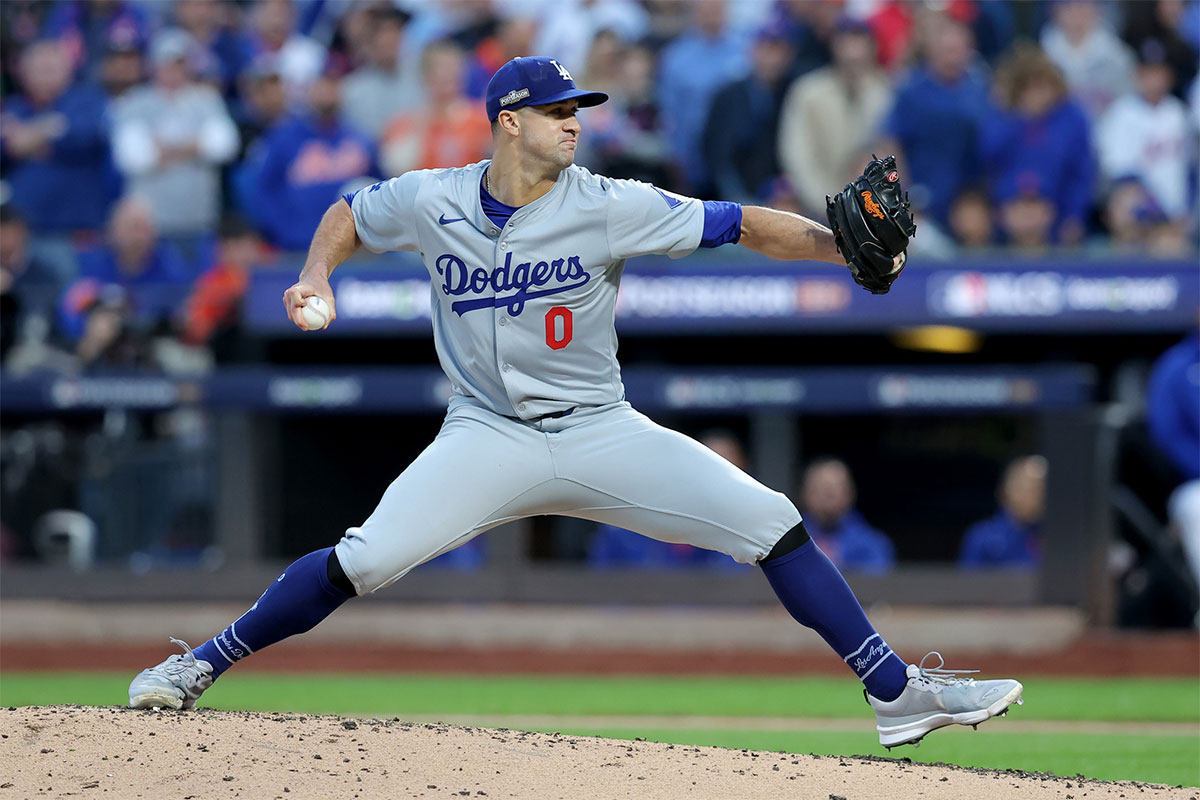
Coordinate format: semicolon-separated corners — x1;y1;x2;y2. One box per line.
435;252;590;316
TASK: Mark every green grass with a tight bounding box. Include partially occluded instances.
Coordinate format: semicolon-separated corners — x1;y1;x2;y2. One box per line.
3;673;1195;722
545;728;1200;787
2;672;1197;786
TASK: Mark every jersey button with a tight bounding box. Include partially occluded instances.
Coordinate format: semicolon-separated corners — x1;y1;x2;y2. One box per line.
499;242;508;250
517;403;526;412
502;363;511;372
498;317;508;326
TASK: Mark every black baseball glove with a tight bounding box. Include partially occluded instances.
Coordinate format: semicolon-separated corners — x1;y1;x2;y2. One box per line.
825;155;916;294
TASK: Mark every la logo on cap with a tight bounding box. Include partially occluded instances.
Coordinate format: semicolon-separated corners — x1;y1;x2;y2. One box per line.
551;59;572;81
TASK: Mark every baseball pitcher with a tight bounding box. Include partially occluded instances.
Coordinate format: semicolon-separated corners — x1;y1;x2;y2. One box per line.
130;57;1021;749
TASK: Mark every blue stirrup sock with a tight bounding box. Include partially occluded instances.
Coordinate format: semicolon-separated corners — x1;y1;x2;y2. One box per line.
761;539;909;701
194;547;355;679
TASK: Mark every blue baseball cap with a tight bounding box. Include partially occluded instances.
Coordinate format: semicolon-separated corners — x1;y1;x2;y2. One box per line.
485;56;608;122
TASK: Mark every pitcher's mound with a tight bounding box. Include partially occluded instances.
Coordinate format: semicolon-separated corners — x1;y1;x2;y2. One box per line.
1;706;1191;799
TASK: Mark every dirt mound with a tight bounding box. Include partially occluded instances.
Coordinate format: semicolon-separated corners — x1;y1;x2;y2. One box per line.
1;706;1193;799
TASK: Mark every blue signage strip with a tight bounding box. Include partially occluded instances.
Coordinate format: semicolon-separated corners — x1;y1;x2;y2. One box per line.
0;365;1094;415
244;256;1199;335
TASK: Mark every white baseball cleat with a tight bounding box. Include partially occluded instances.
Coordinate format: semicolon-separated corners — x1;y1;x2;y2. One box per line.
128;637;214;710
866;651;1023;749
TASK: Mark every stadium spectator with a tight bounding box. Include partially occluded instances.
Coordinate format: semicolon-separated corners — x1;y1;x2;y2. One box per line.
0;39;113;282
1096;39;1195;229
588;431;753;570
340;5;423;140
1102;177;1191;256
1040;0;1136;122
1;2;50;69
865;0;1014;71
246;0;326;107
0;205;65;367
172;0;255;102
1121;0;1198;96
879;14;988;226
41;0;149;82
468;15;539;99
110;28;239;267
60;196;189;347
579;28;625;96
695;26;790;203
181;216;270;359
532;0;649;75
574;41;671;187
946;187;996;249
958;456;1047;570
995;183;1057;254
1133;332;1200;621
771;0;841;78
379;40;491;177
778;17;892;217
797;458;895;574
98;27;144;99
1148;331;1200;486
240;63;376;251
981;44;1094;246
700;24;792;204
234;55;288;157
657;0;750;196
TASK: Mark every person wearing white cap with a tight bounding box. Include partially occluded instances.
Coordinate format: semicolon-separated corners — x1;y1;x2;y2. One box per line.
110;28;239;265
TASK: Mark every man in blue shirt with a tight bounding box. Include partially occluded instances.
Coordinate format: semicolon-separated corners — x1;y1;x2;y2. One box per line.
239;65;377;251
881;15;989;226
1146;332;1200;591
701;23;793;204
799;458;895;574
59;196;190;342
1147;333;1200;483
0;39;114;282
959;456;1047;570
656;0;749;196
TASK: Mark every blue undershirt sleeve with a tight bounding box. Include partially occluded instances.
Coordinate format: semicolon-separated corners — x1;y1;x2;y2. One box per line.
700;200;743;248
342;190;358;208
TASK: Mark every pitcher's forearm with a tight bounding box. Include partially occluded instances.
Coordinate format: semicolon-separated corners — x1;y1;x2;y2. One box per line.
739;205;843;264
300;200;362;282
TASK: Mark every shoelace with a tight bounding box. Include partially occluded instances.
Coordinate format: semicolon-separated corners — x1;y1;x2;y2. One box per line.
161;637;205;677
914;651;980;687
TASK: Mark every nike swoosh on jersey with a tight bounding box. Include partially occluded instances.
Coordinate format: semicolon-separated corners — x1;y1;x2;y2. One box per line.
438;214;467;225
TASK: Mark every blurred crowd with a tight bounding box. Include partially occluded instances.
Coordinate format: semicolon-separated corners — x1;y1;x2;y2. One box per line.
588;447;1047;574
2;0;1199;372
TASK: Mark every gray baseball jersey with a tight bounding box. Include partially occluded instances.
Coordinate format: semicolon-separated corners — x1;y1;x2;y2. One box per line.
350;160;702;420
336;160;800;593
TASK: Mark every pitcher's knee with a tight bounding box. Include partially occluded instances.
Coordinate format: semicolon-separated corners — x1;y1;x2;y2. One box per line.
745;492;804;563
334;527;424;595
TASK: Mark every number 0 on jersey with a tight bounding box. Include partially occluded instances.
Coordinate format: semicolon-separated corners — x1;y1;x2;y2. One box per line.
545;307;573;350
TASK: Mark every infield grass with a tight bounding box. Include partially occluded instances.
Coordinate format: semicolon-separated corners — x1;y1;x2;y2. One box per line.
2;673;1197;786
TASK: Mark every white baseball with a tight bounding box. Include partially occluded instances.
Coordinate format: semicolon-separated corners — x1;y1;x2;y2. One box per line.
301;296;330;331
